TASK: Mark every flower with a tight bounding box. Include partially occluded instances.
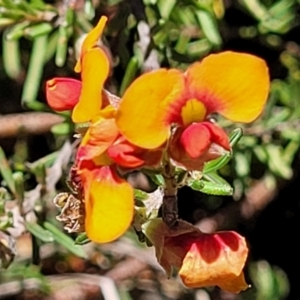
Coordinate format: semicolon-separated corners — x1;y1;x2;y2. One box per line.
45;15;164;243
116;51;270;169
76;112;162;243
143;219;249;293
46;16;110;123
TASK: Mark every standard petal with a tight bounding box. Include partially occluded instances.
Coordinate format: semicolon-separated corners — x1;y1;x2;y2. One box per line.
83;166;134;243
179;231;249;293
46;78;81;111
116;69;184;149
75;16;108;73
72;48;110;123
186;51;270;122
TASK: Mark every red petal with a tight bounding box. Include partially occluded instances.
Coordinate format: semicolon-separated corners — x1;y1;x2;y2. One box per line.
201;122;230;150
169;122;230;170
107;139;145;168
180;123;211;159
179;231;249;293
46;78;81;111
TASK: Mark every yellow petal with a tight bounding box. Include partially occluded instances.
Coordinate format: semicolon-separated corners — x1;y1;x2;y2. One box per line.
75;16;108;73
186;51;270;123
83;166;134;243
116;69;184;149
181;98;207;126
72;48;110;123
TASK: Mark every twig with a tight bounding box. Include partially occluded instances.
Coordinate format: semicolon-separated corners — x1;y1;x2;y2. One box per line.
0;112;64;138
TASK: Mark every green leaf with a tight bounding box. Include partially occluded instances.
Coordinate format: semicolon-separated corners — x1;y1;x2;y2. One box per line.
157;0;176;19
202;172;230;185
51;123;72;136
24;23;53;39
186;38;212;57
12;172;24;203
22;34;48;106
84;0;95;19
44;221;87;258
55;26;69;67
29;152;58;170
75;233;91;245
26;222;54;243
265;144;292;179
119;56;139;96
44;31;59;63
189;180;233;196
254;145;268;164
134;189;149;201
0;147;15;194
203;128;243;174
234;152;250;177
2;29;22;79
195;10;222;46
241;0;268;21
5;21;30;40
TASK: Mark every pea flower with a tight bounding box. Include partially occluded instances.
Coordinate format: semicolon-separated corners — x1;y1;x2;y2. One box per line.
46;16;162;243
46;16;110;123
76;112;162;243
116;51;270;169
143;219;249;293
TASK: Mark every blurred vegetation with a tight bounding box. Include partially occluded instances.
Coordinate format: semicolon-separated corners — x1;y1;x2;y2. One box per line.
1;0;300;299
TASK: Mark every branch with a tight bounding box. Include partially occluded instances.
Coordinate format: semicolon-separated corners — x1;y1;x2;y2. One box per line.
0;112;64;138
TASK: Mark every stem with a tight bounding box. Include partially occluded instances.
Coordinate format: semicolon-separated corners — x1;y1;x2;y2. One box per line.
162;155;178;227
31;235;40;265
31;163;47;266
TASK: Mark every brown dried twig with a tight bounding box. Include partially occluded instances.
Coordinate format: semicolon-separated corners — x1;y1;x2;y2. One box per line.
0;112;64;138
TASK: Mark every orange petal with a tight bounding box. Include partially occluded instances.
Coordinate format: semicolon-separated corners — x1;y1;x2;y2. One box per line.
107;140;145;168
83;166;134;243
88;118;119;152
179;231;249;293
116;69;184;149
46;78;81;111
76;118;119;168
186;51;270;122
72;48;110;123
75;16;108;73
